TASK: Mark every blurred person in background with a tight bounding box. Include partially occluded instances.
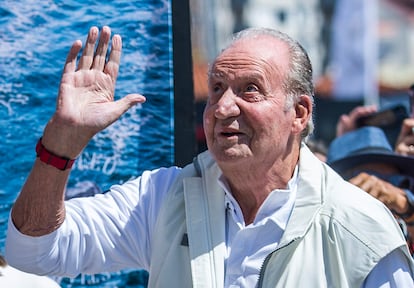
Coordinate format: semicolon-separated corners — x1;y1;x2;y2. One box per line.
330;99;414;254
335;105;378;137
327;126;414;255
329;0;378;103
313;0;378;145
395;118;414;156
395;84;414;156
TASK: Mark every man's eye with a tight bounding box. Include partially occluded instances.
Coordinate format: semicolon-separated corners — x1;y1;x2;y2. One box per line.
245;84;258;92
213;85;222;93
242;84;265;102
210;82;223;93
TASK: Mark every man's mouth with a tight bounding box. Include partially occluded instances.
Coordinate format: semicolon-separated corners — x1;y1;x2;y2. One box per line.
219;129;244;138
221;132;240;136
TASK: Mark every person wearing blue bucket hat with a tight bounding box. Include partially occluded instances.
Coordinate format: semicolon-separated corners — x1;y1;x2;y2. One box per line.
328;126;414;179
328;126;414;254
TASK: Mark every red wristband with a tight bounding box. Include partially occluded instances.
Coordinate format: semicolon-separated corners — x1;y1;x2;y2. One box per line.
35;138;75;170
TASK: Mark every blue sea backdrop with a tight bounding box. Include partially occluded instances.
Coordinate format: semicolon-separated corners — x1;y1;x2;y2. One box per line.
0;0;174;286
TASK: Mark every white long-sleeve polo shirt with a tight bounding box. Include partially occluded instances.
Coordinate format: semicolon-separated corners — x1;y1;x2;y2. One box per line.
5;164;414;287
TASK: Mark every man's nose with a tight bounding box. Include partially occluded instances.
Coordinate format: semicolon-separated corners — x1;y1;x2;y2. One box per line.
214;88;240;119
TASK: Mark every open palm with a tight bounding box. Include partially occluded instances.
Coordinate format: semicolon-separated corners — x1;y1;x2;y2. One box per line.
47;26;145;155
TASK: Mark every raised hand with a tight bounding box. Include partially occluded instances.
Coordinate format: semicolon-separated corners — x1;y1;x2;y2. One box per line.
349;172;408;214
335;105;377;137
395;118;414;157
43;26;146;158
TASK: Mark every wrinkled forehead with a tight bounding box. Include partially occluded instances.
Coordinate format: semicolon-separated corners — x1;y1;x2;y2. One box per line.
210;36;290;80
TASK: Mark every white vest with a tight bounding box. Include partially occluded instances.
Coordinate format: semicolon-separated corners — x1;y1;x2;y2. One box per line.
148;146;413;287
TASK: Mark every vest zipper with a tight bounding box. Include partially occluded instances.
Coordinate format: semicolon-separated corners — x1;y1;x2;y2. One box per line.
257;238;298;287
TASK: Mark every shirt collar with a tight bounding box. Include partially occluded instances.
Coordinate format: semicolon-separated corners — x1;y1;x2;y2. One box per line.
219;166;298;229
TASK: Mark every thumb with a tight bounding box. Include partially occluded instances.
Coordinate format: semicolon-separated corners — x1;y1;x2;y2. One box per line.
113;93;146;115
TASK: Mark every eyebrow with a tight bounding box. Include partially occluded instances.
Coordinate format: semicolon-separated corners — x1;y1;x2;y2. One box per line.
208;70;266;83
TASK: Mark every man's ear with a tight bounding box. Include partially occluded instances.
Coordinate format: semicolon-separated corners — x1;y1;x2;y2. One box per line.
292;95;312;134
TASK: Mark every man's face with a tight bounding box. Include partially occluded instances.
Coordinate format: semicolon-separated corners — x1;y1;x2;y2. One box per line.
203;36;301;168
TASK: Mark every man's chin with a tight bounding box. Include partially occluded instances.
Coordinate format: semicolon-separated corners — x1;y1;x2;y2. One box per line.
211;146;251;163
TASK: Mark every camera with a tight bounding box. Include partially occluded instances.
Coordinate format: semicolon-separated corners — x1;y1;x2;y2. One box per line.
356;105;407;128
356;104;408;146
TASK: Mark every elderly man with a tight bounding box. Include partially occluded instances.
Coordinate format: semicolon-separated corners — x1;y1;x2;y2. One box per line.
5;26;414;287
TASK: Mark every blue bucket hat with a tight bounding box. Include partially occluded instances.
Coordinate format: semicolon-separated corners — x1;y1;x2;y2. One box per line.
327;126;414;177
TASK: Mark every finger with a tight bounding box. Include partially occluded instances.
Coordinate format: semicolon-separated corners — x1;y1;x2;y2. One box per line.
396;119;414;146
78;26;99;70
103;94;146;123
349;172;368;186
402;119;414;135
359;176;378;193
92;26;111;71
396;145;413;156
351;174;376;193
335;114;349;136
345;105;377;132
118;93;147;110
63;40;82;74
395;135;414;155
350;105;377;120
406;144;414;156
104;34;122;82
349;176;362;186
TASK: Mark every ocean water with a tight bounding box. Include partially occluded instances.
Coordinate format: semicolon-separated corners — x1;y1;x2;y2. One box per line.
0;0;174;286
